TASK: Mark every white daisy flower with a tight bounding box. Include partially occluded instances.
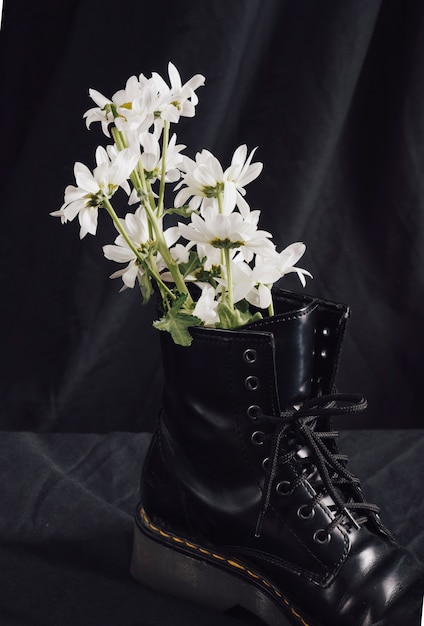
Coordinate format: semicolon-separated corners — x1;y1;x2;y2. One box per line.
178;205;274;263
152;62;205;124
174;145;262;217
139;131;185;183
192;284;220;325
84;64;204;137
50;147;138;238
103;207;179;289
261;242;312;287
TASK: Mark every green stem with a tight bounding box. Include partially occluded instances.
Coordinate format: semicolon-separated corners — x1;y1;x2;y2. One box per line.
103;197;176;301
216;190;228;305
146;255;176;301
224;248;234;311
111;126;128;151
217;190;224;215
146;180;158;226
110;122;191;306
111;126;150;197
136;159;149;197
267;295;275;317
157;120;169;218
103;197;143;262
142;201;192;304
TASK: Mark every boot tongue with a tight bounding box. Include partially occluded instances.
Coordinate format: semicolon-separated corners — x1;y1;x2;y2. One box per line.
245;302;318;410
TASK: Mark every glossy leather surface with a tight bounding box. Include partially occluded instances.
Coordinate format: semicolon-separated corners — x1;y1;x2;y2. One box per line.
142;290;424;626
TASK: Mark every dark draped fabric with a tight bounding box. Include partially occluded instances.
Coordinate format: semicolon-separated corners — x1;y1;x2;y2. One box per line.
0;430;423;625
1;0;424;432
1;6;423;626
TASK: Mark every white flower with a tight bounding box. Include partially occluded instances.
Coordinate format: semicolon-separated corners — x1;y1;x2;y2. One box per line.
234;243;310;309
53;62;314;340
178;205;274;263
139;131;185;183
103;207;179;289
83;64;204;137
245;257;284;309
218;257;254;304
83;89;115;136
224;145;263;217
170;243;191;265
192;284;219;325
174;149;226;212
114;77;161;135
214;257;277;309
174;145;262;217
83;74;157;137
50;147;138;238
265;242;312;287
218;243;311;311
152;62;205;124
226;145;263;188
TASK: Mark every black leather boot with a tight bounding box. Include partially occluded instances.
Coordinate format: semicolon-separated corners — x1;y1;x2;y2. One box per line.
131;289;423;626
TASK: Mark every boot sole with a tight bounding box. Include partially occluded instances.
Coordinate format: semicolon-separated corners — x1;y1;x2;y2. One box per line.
131;505;316;626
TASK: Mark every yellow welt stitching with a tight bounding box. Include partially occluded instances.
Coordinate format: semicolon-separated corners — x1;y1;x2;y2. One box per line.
140;507;308;624
291;608;310;625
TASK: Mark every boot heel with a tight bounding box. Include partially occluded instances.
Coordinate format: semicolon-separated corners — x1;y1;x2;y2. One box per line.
130;514;297;626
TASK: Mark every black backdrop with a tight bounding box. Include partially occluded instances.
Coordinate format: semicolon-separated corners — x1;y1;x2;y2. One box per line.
1;0;424;432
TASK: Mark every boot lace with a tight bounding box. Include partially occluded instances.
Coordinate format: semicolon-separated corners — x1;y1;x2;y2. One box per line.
255;393;380;538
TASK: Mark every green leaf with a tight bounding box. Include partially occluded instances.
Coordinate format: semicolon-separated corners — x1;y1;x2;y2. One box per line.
153;295;201;346
178;251;203;278
217;301;262;329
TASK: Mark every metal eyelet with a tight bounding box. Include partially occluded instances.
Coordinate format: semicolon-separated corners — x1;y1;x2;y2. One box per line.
243;348;258;364
322;327;330;336
316;376;324;388
251;431;265;446
245;375;260;391
276;480;293;496
262;457;270;471
297;504;315;520
313;529;331;544
246;405;263;420
320;349;328;359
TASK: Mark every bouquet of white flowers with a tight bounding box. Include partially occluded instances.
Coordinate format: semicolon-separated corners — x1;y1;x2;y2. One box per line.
51;62;311;345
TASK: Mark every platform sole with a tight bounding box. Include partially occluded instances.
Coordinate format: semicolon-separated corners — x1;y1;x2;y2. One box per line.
131;506;314;626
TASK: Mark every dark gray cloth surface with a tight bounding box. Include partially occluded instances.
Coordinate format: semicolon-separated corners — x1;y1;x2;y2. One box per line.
0;430;423;626
2;0;424;432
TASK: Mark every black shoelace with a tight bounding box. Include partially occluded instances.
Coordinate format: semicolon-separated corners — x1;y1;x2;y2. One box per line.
255;393;380;538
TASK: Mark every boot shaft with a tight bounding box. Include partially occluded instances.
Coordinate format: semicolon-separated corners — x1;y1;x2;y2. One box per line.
160;289;349;446
157;289;350;509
